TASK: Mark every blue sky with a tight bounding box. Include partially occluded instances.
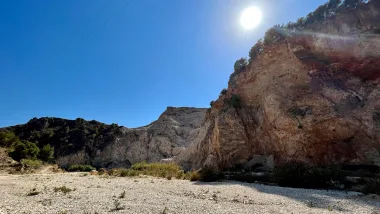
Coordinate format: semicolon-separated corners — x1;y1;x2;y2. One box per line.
0;0;327;128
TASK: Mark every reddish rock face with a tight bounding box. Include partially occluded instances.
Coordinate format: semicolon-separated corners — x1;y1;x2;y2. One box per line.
177;1;380;170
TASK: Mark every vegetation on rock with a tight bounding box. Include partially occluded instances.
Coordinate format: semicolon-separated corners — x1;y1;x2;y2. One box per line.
0;130;19;147
234;58;248;73
224;94;242;109
39;144;54;162
67;164;95;172
9;140;40;161
0;117;121;165
220;88;228;95
248;39;263;62
21;159;42;169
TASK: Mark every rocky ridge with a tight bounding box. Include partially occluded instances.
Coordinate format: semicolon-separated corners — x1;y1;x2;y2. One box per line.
2;107;207;168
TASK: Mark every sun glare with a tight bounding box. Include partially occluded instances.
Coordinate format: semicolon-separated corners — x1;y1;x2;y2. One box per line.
240;7;262;30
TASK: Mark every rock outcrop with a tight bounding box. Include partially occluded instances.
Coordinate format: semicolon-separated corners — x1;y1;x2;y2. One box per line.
177;0;380;171
3;107;207;168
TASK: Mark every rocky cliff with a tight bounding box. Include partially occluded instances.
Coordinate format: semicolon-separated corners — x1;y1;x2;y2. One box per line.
3;107;207;168
177;0;380;171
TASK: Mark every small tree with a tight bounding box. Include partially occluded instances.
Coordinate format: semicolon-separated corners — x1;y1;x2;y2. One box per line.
296;17;305;27
210;101;215;107
225;94;242;109
249;39;264;62
220;89;228;95
234;58;248;73
9;140;40;161
0;131;19;147
230;94;242;109
263;27;284;46
39;144;54;162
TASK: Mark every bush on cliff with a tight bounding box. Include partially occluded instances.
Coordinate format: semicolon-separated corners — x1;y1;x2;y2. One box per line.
263;27;284;46
249;39;263;62
9;140;40;161
220;89;228;95
225;94;242;109
0;130;19;147
38;144;54;162
234;58;248;73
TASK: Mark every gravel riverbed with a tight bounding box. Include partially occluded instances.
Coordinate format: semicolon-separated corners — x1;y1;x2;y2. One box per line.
0;173;379;214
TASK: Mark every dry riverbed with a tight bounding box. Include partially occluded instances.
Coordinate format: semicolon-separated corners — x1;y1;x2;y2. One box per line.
0;173;379;214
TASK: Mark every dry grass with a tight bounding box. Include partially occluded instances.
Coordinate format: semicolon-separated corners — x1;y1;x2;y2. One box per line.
189;171;201;181
108;162;186;179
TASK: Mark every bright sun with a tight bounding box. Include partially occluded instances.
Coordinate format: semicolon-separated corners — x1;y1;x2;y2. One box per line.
240;7;262;30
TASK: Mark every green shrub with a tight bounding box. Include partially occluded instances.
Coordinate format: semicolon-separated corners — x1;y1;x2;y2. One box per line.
38;144;54;162
249;39;264;62
0;131;19;147
220;89;228;95
9;140;40;161
263;27;284;46
131;162;181;176
120;169;139;177
231;94;242;108
234;58;248;73
225;94;242;109
67;164;95;172
21;159;42;169
210;101;215;107
109;162;184;179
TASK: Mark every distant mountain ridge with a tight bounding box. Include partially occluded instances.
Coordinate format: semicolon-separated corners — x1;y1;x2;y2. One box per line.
1;107;207;168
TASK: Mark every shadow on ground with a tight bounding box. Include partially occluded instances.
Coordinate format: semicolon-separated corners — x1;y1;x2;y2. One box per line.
192;181;380;212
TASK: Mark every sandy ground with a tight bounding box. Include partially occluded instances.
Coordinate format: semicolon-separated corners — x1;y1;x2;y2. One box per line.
0;173;379;214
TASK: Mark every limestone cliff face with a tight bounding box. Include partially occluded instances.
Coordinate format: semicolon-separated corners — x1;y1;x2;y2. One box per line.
57;107;207;168
5;107;207;168
177;1;380;170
